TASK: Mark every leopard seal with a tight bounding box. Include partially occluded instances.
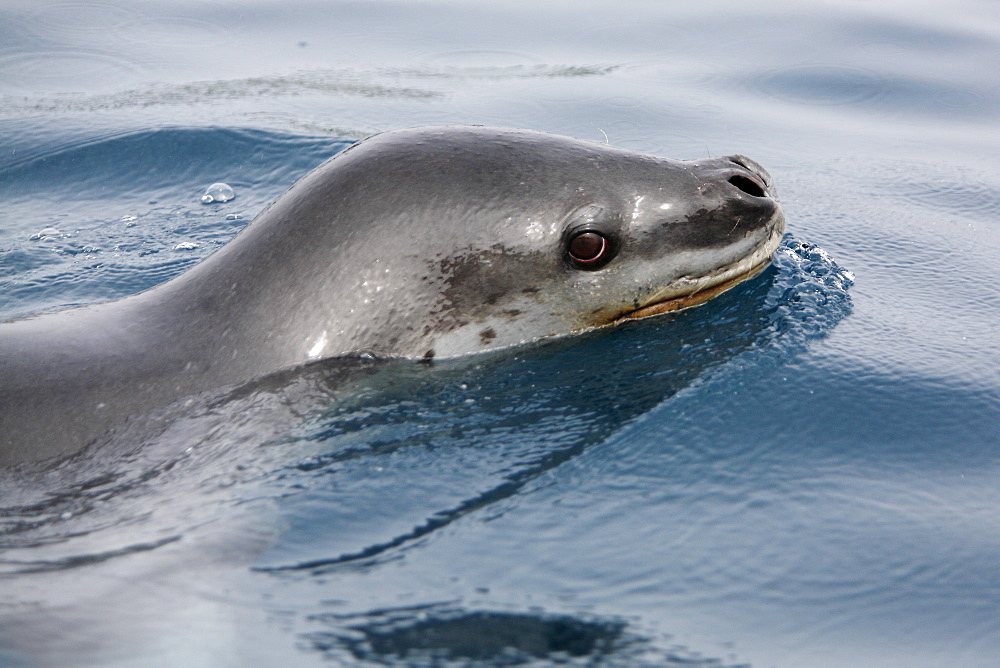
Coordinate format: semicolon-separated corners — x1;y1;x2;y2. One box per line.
0;126;784;465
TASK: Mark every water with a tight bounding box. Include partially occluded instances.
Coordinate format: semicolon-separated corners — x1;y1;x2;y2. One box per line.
1;0;999;665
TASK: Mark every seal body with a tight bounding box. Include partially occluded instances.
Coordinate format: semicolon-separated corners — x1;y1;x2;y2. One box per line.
0;126;784;464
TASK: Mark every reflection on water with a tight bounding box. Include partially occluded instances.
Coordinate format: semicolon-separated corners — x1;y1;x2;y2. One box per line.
0;234;852;664
304;604;736;666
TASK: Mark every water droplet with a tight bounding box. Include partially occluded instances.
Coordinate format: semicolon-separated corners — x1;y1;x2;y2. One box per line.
225;213;242;220
174;241;199;251
29;226;61;240
121;215;137;227
201;182;235;204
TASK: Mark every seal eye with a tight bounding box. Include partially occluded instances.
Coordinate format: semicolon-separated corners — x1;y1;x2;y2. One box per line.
568;231;607;264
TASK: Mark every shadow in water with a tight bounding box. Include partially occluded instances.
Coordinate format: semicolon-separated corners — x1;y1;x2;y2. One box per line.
256;239;853;574
305;604;742;666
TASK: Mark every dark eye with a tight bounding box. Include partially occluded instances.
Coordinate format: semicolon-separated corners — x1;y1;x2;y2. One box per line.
568;231;607;264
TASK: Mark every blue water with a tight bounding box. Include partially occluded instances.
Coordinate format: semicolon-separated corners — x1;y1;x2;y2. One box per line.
1;1;999;666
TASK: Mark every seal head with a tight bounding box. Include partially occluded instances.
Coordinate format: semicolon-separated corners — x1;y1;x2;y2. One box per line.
296;127;784;358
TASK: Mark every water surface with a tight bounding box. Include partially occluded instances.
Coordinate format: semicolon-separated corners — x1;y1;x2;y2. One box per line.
1;1;999;666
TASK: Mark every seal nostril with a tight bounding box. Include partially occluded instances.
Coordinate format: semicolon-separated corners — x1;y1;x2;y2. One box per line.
728;174;766;198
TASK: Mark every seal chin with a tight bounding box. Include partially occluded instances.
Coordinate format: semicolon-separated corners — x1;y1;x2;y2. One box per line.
614;218;784;323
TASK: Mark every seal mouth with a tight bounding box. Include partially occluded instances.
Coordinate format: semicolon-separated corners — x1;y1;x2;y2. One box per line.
614;218;784;323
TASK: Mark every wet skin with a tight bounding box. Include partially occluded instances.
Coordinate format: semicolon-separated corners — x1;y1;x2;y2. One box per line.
0;126;784;464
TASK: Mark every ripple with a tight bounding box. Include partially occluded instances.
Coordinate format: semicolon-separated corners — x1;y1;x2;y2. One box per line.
0;48;147;88
0;536;179;576
933;88;985;110
0;63;619;116
402;61;619;81
25;1;142;35
755;65;886;106
2;71;440;114
420;49;544;69
879;175;1000;221
750;65;995;117
837;158;1000;224
114;16;235;48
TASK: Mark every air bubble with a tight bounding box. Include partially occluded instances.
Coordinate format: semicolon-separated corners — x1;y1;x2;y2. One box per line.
200;182;235;204
29;227;61;240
